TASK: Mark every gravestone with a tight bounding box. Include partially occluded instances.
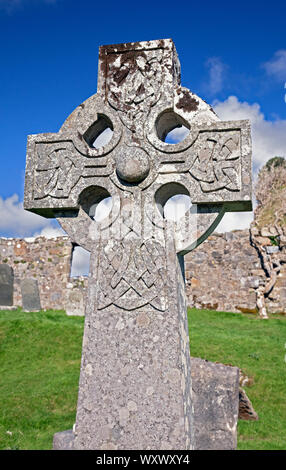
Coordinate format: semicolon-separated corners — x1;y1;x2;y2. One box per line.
21;278;41;311
24;39;252;450
65;287;85;316
191;358;239;450
0;264;14;306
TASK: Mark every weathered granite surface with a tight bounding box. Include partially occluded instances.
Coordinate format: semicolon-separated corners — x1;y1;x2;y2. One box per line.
191;358;239;450
24;38;252;450
53;357;240;450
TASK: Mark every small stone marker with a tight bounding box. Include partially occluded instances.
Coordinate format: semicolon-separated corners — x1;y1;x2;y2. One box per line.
21;278;41;311
24;39;252;450
191;358;239;450
65;288;85;316
0;264;14;306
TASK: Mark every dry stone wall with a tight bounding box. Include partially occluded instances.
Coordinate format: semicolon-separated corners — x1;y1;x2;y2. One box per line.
1;229;285;315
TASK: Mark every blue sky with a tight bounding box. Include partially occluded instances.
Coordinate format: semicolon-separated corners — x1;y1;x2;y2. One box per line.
0;0;286;241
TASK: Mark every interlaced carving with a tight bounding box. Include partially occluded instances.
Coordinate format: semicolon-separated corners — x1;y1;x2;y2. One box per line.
34;142;83;199
97;239;167;311
34;141;113;199
189;131;241;192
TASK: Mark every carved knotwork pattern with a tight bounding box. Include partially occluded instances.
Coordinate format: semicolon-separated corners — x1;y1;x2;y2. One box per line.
107;49;163;135
97;239;167;311
189;131;241;192
34;141;113;199
34;142;83;199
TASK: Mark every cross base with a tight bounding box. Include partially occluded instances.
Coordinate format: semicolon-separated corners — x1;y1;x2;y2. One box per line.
53;358;239;450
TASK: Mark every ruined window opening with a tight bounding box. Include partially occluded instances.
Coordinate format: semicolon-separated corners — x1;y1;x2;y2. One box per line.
70;244;90;278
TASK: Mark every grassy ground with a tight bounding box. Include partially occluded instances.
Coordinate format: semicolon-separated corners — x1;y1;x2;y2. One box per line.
0;309;84;450
0;307;285;450
189;308;286;450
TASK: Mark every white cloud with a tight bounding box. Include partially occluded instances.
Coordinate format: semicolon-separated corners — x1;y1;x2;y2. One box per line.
33;224;65;238
0;193;66;238
88;197;113;222
0;192;113;239
262;50;286;82
165;126;189;143
215;211;254;233
212;95;286;232
164;195;192;221
0;194;55;237
204;57;228;95
213;95;286;173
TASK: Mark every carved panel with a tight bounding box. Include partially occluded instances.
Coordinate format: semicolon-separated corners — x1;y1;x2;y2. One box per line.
33;140;114;200
34;141;83;199
97;239;167;311
106;49;163;135
189;131;241;193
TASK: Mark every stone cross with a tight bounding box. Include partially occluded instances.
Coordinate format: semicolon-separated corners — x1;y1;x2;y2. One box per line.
24;39;252;450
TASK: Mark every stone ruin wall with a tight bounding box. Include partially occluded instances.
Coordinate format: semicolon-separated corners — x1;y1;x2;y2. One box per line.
185;230;260;313
0;236;87;313
185;229;286;314
0;229;285;315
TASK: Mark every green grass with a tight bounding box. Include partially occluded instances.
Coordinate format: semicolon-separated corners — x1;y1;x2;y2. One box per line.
188;308;286;450
0;309;84;450
0;307;285;450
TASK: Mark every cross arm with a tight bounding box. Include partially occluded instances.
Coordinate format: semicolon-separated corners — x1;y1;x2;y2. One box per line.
156;119;252;213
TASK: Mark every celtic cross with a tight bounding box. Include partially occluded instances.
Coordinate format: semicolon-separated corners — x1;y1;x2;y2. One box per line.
24;39;252;450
